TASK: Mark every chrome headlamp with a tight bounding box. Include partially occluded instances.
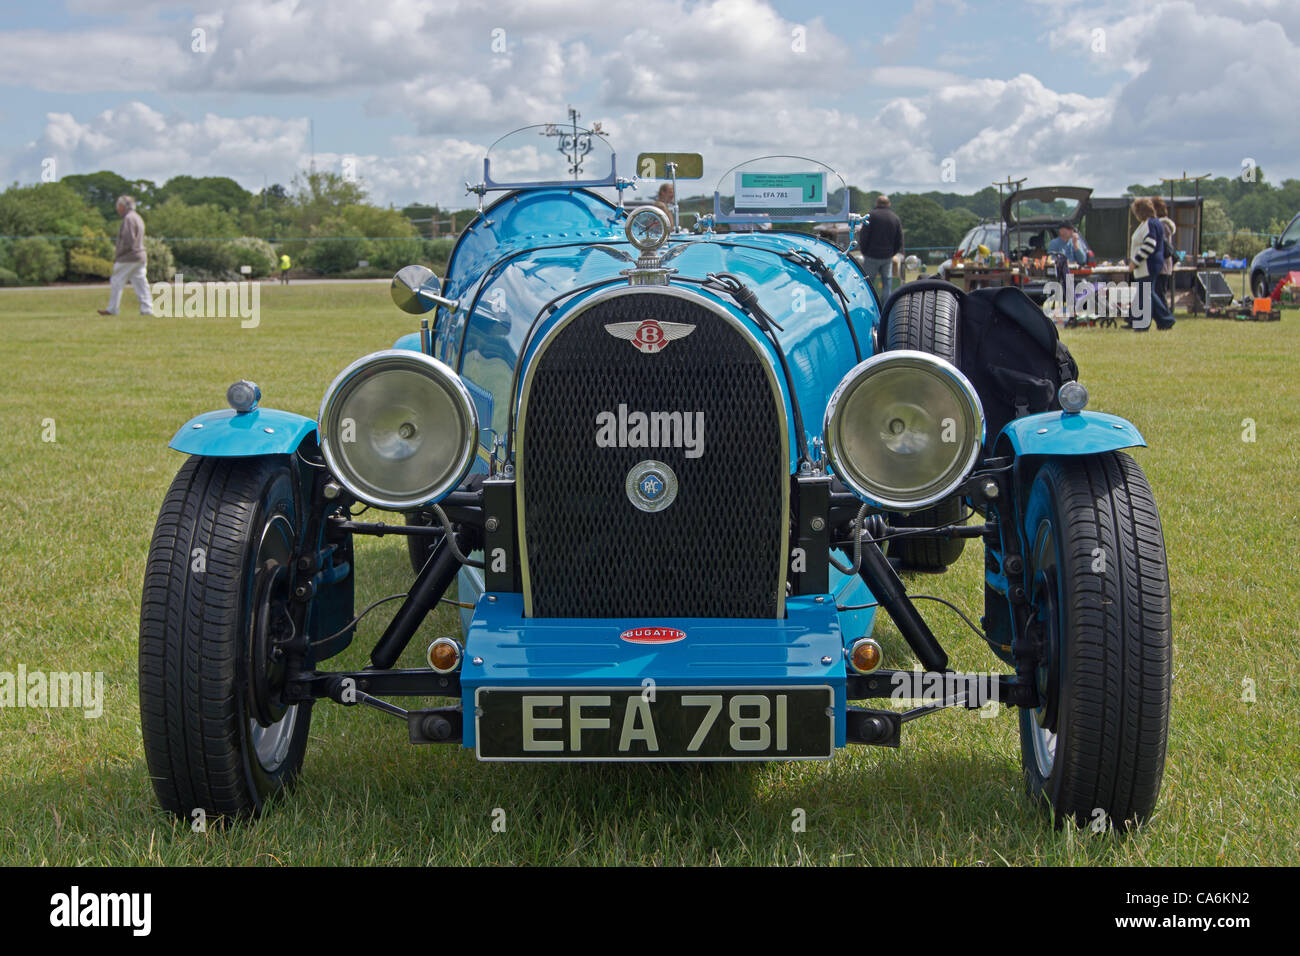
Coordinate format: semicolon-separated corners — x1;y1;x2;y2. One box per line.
823;350;984;511
318;350;478;510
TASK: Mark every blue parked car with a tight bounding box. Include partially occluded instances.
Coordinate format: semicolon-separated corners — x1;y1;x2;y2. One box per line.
1249;210;1300;297
139;125;1172;830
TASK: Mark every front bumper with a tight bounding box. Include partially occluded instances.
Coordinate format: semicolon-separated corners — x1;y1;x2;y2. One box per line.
458;593;849;751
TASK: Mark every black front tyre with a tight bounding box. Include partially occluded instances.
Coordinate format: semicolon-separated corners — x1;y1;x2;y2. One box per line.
1017;453;1172;831
1252;272;1269;298
139;455;312;819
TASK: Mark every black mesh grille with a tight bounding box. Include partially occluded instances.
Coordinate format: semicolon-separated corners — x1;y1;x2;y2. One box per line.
520;291;785;618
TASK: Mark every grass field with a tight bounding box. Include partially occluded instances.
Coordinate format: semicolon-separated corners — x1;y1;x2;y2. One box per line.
1;282;1297;866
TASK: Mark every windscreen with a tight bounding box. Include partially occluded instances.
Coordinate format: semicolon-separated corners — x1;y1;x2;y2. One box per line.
482;122;617;189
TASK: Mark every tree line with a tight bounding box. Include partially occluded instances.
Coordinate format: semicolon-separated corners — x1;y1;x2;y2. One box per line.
0;169;473;286
1;166;1296;286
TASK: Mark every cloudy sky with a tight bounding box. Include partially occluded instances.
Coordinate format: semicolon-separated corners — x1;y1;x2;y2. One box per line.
1;0;1297;208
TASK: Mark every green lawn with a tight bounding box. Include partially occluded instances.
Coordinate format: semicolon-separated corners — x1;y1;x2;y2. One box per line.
1;283;1296;865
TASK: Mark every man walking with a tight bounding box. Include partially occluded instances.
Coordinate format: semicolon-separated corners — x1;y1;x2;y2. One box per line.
98;195;153;315
858;195;904;299
279;251;292;285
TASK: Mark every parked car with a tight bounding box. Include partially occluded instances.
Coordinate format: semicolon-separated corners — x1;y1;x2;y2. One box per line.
935;220;998;281
1249;211;1300;297
139;126;1172;831
1001;186;1094;260
953;220;1004;258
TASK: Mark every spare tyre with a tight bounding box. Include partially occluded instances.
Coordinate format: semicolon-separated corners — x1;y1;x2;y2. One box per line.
881;283;968;572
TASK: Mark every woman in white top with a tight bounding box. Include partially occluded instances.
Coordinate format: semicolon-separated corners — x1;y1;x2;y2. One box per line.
1128;197;1175;331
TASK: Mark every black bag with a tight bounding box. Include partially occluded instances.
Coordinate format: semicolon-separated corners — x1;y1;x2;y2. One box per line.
960;285;1079;450
880;280;1079;453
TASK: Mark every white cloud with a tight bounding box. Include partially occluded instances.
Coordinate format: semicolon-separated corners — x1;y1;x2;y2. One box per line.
2;0;1298;208
2;0;850;120
0;29;193;93
1041;0;1300;180
7;102;310;192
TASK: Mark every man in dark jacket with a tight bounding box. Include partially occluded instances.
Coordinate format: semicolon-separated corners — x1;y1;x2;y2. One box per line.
858;195;904;298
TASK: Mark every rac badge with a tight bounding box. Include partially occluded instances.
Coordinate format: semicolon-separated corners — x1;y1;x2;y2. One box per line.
620;627;687;644
604;319;695;354
626;459;678;513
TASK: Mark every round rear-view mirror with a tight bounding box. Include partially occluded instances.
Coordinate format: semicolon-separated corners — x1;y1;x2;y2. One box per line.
391;264;438;314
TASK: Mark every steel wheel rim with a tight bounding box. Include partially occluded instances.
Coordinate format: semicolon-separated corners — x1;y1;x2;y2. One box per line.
250;704;299;772
1029;516;1063;780
247;511;299;773
1030;719;1057;780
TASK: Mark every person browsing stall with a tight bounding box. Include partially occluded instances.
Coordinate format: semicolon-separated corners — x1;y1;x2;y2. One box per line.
1048;226;1088;266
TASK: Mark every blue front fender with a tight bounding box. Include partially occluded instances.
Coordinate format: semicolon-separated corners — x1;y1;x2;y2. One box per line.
169;408;317;457
998;410;1145;457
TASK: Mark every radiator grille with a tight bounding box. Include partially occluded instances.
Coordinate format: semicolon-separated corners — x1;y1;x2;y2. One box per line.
518;290;786;618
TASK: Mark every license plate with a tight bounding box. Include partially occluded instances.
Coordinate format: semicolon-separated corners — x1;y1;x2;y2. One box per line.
474;686;834;761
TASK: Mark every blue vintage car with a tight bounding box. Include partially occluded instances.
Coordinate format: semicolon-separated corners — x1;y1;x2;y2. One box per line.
139;126;1172;831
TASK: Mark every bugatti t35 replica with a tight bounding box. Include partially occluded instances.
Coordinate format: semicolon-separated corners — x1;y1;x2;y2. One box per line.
140;126;1171;829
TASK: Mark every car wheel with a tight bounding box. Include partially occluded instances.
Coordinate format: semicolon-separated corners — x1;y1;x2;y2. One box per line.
1251;272;1270;298
883;285;966;571
139;455;312;819
1017;453;1171;831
